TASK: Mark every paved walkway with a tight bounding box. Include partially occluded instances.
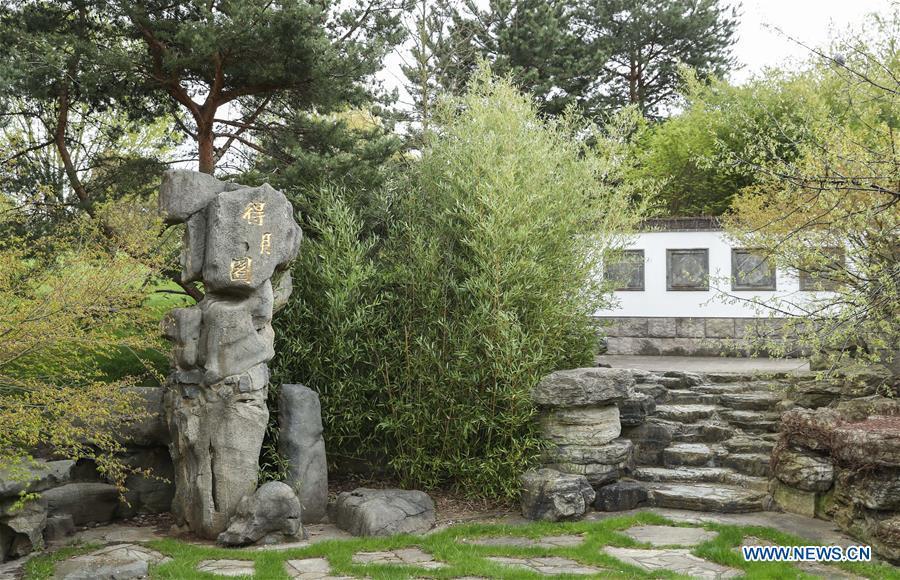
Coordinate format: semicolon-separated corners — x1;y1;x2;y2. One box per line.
597;354;810;373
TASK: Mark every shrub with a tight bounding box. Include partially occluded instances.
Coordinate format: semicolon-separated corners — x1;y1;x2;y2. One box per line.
272;70;645;498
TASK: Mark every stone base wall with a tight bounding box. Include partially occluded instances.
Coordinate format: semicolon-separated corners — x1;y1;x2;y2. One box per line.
596;316;808;358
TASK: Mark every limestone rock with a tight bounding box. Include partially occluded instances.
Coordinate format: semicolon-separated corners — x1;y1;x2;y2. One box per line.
0;460;74;498
622;421;673;465
181;210;207;283
617;393;656;426
333;488;435;536
218;482;303;546
541;405;621;446
158;169;227;223
532;368;634;407
198;289;275;385
43;483;119;525
594;481;648;511
203;184;302;294
834;468;900;511
279;384;328;524
0;500;46;560
166;378;269;538
160;307;202;372
774;447;834;492
118;447;175;517
52;543;171;580
119;387;170;447
519;469;595;522
43;514;74;542
771;480;817;518
543;440;633;486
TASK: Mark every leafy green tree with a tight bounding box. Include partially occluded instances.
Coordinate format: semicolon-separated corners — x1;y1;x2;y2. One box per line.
426;0;737;119
633;69;818;215
272;70;648;498
722;12;899;379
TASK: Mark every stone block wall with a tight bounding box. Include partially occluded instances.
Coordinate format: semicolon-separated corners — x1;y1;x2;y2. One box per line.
597;316;808;357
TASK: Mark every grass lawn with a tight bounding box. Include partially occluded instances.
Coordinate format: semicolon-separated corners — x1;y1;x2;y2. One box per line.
26;512;900;579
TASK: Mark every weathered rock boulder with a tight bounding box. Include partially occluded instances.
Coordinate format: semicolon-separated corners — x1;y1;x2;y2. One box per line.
0;500;46;561
542;440;633;487
217;482;303;546
118;447;175;517
834;468;900;511
43;483;120;526
279;384;327;524
531;368;634;407
621;421;673;465
333;488;435;536
0;460;73;498
160;170;302;540
774;447;834;492
519;469;594;522
541;406;621;446
594;480;648;512
617;393;656;426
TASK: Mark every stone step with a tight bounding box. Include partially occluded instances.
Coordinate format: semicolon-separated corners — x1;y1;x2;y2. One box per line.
669;421;735;444
719;409;780;432
723;436;777;454
692;383;755;395
718;392;783;412
665;390;719;405
633;467;769;492
654;404;720;423
662;443;715;467
722;453;771;478
700;372;756;384
645;482;768;513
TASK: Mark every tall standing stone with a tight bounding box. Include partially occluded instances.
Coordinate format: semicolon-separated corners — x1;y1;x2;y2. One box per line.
159;170;301;539
279;384;328;523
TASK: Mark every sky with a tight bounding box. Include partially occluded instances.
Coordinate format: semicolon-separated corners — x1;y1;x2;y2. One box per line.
730;0;896;83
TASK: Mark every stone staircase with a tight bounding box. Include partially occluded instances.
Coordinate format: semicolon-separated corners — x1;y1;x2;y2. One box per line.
620;370;790;513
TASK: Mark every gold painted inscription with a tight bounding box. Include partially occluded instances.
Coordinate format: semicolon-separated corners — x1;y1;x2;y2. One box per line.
260;233;272;255
229;257;253;284
241;201;266;226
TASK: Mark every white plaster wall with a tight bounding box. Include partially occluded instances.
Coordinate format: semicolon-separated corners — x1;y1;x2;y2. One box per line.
594;230;828;319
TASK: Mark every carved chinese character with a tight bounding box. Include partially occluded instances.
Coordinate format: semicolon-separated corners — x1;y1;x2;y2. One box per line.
260;233;272;256
229;257;253;283
241;201;266;226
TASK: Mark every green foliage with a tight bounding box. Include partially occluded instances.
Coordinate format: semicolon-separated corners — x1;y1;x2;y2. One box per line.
272;71;645;498
633;68;819;215
426;0;738;119
722;12;900;375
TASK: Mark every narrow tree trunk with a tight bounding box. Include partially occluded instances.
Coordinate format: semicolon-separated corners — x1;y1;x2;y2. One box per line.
198;125;216;174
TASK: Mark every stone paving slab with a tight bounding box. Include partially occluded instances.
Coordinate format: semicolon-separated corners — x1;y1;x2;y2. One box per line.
624;524;718;546
285;557;354;579
197;559;255;577
53;543;171;580
604;547;741;578
487;556;603;575
462;534;585;549
352;547;446;569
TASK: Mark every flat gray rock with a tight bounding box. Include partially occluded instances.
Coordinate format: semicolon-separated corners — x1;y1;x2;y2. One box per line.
463;534;584;548
43;483;120;526
604;547;740;578
333;489;435;536
532;368;634;407
0;460;73;498
624;524;718;546
487;556;602;575
158;169;227;223
285;557;352;579
196;559;254;577
53;544;170;580
351;547;446;569
647;483;766;513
